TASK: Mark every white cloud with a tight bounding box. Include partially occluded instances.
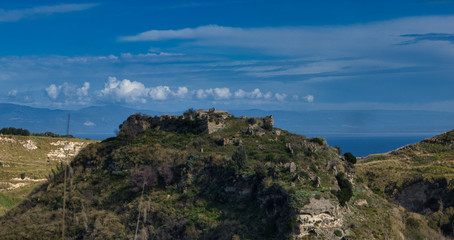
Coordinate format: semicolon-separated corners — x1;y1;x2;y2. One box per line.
120;52;183;58
263;92;272;99
45;82;91;103
84;120;95;127
292;95;299;100
98;77;190;102
234;88;264;99
275;93;287;101
119;16;454;60
195;89;208;99
119;25;234;42
45;84;60;100
99;77;149;103
66;54;118;63
304;95;314;103
214;88;231;99
77;82;90;99
173;87;188;98
8;89;18;96
149;86;171;100
194;88;231;100
0;3;98;22
234;89;247;98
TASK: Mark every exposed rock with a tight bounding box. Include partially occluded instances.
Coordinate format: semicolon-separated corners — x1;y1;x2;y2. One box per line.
395;179;447;214
263;115;274;129
314;176;321;188
47;141;89;162
290;162;296;173
0;137;16;143
295;196;343;239
286;143;294;154
19;140;37;150
354;199;368;207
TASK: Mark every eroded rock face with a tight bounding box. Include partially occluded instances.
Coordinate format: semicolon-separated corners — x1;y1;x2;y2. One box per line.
295;196;343;239
395;179;447;214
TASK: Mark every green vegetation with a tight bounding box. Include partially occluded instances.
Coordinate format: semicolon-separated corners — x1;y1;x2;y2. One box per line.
343;152;357;164
0;112;450;239
335;172;353;206
0;127;30;136
357;130;454;237
0;135;93;216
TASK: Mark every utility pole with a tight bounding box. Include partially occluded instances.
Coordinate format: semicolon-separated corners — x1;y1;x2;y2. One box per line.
66;114;70;137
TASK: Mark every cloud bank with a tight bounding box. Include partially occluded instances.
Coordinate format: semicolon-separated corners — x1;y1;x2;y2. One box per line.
43;77;313;105
0;3;98;22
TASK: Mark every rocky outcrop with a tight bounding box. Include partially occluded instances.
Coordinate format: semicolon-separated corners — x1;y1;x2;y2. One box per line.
295;196;344;239
395;179;449;214
47;141;89;162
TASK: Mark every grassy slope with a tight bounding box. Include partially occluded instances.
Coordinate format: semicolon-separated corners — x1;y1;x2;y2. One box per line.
0;117;446;239
357;130;454;198
356;130;454;238
0;135;93;215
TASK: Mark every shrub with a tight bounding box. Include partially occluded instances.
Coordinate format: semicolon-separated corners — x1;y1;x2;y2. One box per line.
334;229;342;237
254;163;267;180
131;166;158;192
336;172;353;206
310;137;324;146
232;146;247;169
20;173;26;180
0;127;30;136
160;164;174;186
344;152;357;164
247;118;257;125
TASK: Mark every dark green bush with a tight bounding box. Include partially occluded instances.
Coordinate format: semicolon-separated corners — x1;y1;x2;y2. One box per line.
334;229;342;237
232;146;247;169
336;172;353;206
0;127;30;136
310;137;324;146
343;152;357;164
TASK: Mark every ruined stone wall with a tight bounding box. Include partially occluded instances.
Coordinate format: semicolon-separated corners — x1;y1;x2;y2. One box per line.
119;111;273;135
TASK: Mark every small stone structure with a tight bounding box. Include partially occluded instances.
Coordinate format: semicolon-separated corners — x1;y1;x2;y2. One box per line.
119;109;274;135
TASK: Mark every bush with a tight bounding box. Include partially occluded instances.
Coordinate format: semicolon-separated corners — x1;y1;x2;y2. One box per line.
310;137;324;146
0;127;30;136
336;172;353;206
20;173;26;180
344;152;357;164
334;229;342;237
254;163;267;180
131;166;158;192
232;146;247;169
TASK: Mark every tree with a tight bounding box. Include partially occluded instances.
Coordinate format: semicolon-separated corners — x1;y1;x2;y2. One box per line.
343;152;357;164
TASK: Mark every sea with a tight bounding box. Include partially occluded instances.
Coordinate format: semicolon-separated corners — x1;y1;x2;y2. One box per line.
318;134;435;157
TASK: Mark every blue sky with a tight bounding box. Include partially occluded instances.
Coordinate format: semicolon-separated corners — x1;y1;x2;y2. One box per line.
1;0;454;112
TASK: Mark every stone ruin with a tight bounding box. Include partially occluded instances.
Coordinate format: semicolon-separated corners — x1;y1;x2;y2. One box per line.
119;108;274;135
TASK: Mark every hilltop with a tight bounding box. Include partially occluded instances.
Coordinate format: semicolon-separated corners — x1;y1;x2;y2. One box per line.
0;109;447;239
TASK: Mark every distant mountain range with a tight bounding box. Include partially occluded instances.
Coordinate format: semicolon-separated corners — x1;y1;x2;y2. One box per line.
1;103;454;140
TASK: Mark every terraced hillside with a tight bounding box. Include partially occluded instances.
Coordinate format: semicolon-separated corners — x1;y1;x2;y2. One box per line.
0;135;93;215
